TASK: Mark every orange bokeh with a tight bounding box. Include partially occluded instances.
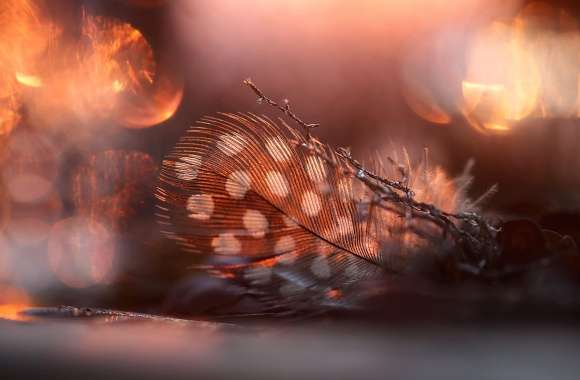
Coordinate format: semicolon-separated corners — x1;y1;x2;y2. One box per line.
395;1;580;133
462;20;542;133
0;0;183;137
0;284;33;321
118;72;185;129
0;70;20;138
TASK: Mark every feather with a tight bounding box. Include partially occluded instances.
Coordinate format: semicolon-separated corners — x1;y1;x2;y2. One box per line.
156;113;471;314
156;113;384;313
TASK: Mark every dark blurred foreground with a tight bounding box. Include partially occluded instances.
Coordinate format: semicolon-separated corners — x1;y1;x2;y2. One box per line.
1;313;580;380
0;303;579;380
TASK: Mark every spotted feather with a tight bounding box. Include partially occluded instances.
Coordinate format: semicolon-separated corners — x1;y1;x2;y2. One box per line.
156;113;468;314
156;113;385;312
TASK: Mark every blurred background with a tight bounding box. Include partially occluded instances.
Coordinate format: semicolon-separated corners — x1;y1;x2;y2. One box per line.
0;0;579;319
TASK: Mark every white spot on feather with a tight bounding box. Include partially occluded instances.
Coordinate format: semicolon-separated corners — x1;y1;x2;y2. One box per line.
336;216;354;236
265;171;289;197
216;132;247;156
265;137;293;162
186;194;214;220
243;209;269;238
301;191;321;217
174;154;202;181
225;170;251;199
211;233;241;254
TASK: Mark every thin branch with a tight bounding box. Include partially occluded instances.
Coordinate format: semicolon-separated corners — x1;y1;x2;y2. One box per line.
243;78;319;139
243;79;501;270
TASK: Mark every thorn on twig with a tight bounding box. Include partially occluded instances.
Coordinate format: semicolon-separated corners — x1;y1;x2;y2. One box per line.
243;78;319;139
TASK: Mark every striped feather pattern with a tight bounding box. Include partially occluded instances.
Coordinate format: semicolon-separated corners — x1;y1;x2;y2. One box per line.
156;113;384;311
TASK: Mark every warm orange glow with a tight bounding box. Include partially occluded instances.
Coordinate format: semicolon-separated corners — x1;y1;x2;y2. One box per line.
462;21;541;133
15;72;42;88
0;71;20;138
403;85;452;125
462;81;512;133
0;0;55;134
0;0;57;75
0;304;31;321
459;3;580;133
326;288;342;300
365;147;469;260
72;14;184;129
0;0;58;140
399;38;457;125
48;217;116;288
482;122;510;132
119;74;184;128
462;81;505;110
0;284;32;321
514;3;580;119
24;13;158;130
80;14;156;102
0;1;182;135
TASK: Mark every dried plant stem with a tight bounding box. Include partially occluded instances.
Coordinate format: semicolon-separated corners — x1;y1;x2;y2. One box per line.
243;78;500;271
244;79;320;139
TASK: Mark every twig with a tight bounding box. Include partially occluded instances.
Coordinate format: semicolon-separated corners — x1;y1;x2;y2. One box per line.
243;78;319;139
243;79;501;271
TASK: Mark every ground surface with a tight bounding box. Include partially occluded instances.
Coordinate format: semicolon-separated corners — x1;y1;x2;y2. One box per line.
1;307;579;380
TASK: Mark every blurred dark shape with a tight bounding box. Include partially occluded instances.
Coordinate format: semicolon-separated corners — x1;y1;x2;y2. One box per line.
496;220;549;267
162;275;262;317
124;0;170;8
540;211;580;247
488;219;577;279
